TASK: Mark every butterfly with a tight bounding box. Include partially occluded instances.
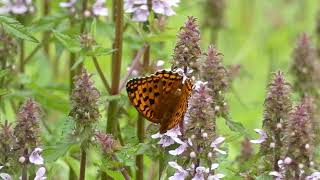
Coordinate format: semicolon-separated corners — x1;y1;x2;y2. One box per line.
126;70;193;133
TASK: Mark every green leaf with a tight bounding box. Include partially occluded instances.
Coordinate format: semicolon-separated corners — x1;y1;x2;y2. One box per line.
115;143;150;166
0;89;10;96
0;69;9;78
71;57;84;70
29;14;68;33
0;16;39;43
52;30;81;53
255;174;272;180
64;156;80;178
43;142;76;162
84;46;115;57
224;116;251;138
90;18;97;38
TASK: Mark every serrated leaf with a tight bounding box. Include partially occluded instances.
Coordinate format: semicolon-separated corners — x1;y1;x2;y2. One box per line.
0;89;10;96
224;115;251;138
71;57;84;70
0;69;9;78
43;142;76;162
29;14;68;33
84;46;115;56
0;15;39;43
52;30;81;53
90;18;96;38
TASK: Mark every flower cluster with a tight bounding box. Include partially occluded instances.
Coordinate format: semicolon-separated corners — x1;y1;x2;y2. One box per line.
95;132;119;154
152;82;226;180
124;0;179;22
60;0;108;17
0;0;35;15
172;16;201;76
0;120;15;165
0;30;17;64
291;33;320;97
70;68;100;127
201;45;229;117
269;103;316;179
14;98;41;150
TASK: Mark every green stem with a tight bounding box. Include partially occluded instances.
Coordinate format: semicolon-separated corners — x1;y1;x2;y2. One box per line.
21;149;28;180
136;44;149;180
23;44;42;64
43;0;50;57
19;40;24;89
79;149;87;180
92;56;111;93
158;151;164;180
106;0;123;133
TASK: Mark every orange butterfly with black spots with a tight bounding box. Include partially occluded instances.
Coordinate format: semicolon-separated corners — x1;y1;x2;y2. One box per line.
126;70;193;133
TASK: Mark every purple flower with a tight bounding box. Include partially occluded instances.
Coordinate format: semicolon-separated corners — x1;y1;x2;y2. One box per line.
59;0;77;8
0;0;34;15
169;137;188;155
152;0;179;16
0;173;12;180
269;171;283;180
29;148;44;165
192;166;209;180
306;172;320;180
124;0;179;22
34;167;46;180
168;161;188;180
250;129;267;144
151;125;181;147
210;136;226;154
92;0;108;16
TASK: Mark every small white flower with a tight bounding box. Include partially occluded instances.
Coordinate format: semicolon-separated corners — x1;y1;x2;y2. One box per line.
211;163;219;170
156;60;165;67
0;173;12;180
269;171;283;180
207;152;212;158
151;126;181;147
192;166;209;180
306;172;320;180
131;4;150;22
92;0;108;16
250;129;267;144
210;136;226;155
169;138;188;155
305;144;310;149
214;106;220;111
60;0;77;8
208;174;225;180
19;156;26;163
270;142;275;148
284;157;292;164
34;167;46;180
190;152;196;158
276;123;282;129
29;148;44;165
168;161;188;180
202;132;208;138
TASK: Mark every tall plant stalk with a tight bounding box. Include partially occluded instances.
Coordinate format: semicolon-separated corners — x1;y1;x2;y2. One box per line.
43;0;50;57
106;0;123;134
136;44;150;180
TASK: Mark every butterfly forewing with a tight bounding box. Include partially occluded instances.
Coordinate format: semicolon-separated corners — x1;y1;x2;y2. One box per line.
126;70;193;133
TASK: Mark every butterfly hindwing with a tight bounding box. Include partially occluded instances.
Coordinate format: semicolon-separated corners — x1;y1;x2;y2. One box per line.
160;78;193;133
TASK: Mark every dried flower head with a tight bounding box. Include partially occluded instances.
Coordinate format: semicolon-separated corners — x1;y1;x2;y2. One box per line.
79;33;96;49
0;29;17;63
0;120;15;164
291;33;320;97
14;98;41;150
201;45;229;117
95;132;119;154
254;71;292;173
284;103;314;177
70;68;100;126
172;16;201;75
237;138;253;163
187;81;215;138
